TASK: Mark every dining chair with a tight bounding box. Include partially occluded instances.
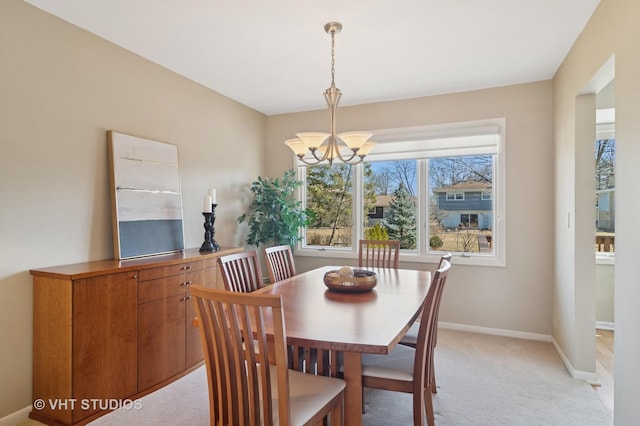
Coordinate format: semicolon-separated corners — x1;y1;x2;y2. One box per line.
360;259;451;426
190;285;345;425
263;245;334;375
264;244;297;284
358;239;400;269
399;253;452;393
217;251;264;293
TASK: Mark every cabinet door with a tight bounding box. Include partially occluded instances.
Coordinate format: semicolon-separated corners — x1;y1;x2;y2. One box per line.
185;266;217;367
73;271;138;423
138;293;186;390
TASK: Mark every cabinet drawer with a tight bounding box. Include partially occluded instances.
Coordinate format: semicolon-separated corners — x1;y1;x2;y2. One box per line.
139;275;187;304
191;257;217;271
187;267;217;289
139;264;188;281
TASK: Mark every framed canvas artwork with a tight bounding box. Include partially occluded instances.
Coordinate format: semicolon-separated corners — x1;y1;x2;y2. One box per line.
107;131;185;259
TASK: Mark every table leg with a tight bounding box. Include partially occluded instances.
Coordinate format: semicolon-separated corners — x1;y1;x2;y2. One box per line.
343;351;363;426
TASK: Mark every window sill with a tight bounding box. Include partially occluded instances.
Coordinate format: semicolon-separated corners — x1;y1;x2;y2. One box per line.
596;254;615;265
294;247;505;268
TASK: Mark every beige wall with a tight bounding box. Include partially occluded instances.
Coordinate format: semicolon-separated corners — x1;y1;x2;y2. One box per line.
596;263;615;324
267;81;555;336
0;0;266;417
553;0;640;422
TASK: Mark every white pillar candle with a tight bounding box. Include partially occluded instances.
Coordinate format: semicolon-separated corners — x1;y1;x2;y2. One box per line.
208;188;217;204
203;195;213;213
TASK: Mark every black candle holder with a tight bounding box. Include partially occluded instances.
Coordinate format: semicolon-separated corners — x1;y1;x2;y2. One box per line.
199;204;220;252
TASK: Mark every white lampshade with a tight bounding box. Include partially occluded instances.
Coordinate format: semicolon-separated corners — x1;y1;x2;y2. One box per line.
358;140;377;156
285;138;308;156
338;131;373;150
295;132;330;149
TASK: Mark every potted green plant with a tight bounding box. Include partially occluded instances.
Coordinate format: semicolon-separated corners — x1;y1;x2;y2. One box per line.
237;169;312;248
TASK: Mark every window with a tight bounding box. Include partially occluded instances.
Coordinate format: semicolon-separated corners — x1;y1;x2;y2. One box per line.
460;214;478;228
294;119;506;266
367;206;384;219
595;108;615;258
429;155;494;252
304;163;353;247
446;192;464;200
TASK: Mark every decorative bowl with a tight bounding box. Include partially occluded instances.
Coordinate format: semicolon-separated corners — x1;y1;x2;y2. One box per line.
323;268;377;293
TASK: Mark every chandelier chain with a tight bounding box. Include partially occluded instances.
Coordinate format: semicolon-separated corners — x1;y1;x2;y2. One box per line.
330;29;336;87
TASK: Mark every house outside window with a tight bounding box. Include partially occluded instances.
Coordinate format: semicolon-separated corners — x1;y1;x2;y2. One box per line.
433;181;493;230
294;119;506;267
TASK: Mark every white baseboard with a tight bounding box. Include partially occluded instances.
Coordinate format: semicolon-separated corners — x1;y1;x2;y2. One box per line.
0;405;31;426
438;321;600;384
596;321;614;331
551;337;600;385
439;321;552;342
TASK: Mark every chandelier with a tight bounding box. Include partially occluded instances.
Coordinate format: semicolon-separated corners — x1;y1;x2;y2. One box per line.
284;22;376;166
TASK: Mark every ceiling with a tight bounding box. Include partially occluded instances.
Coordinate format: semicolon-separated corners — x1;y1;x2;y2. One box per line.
25;0;601;116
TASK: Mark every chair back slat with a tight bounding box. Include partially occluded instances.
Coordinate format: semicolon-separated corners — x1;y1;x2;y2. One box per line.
358;239;400;269
218;251;264;293
191;285;288;426
264;245;297;283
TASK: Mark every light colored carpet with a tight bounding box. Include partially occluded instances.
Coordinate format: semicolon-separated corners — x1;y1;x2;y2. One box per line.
362;329;612;426
22;329;612;425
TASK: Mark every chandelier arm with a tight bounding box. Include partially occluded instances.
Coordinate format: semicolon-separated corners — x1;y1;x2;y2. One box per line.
310;147;330;162
296;155;323;166
334;147;360;164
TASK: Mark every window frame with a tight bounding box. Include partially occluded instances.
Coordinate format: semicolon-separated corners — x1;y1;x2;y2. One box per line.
291;118;507;267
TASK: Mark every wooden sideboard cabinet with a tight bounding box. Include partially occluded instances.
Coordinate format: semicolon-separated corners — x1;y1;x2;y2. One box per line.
30;247;242;426
137;257;218;390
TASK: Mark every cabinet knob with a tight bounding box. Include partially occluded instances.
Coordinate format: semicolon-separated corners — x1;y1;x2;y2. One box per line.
180;281;192;287
181;265;192;270
132;274;138;279
181;295;192;302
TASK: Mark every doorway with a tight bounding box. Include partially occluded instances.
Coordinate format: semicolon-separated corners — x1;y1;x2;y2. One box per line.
593;79;615;414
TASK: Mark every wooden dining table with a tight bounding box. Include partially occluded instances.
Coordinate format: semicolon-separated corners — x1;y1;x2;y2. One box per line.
255;265;432;426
